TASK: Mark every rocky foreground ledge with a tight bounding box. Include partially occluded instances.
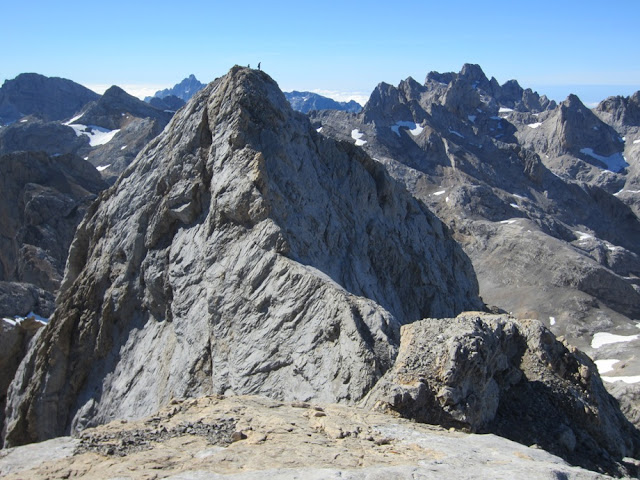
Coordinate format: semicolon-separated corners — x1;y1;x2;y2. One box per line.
0;395;618;479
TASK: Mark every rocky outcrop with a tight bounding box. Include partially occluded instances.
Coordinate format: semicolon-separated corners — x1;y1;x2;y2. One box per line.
284;91;362;113
0;73;99;125
3;66;482;447
363;312;640;475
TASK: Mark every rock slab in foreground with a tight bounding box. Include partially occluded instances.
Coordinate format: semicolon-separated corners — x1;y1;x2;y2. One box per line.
0;395;612;480
363;312;640;475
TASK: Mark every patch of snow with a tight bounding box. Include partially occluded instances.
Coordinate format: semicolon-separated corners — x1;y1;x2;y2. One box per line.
500;219;517;225
527;122;542;129
510;203;521;210
601;375;640;384
498;107;514;113
69;124;121;147
592;332;639;349
391;121;423;137
84;157;89;160
549;316;556;326
579;148;628;173
2;312;49;326
64;113;84;125
432;190;446;196
634;139;640;144
96;164;111;172
445;196;449;203
449;129;464;139
316;127;323;133
120;145;127;150
20;119;28;123
606;242;621;252
574;231;593;242
512;194;526;200
467;115;476;123
351;129;367;146
163;110;176;113
594;359;619;374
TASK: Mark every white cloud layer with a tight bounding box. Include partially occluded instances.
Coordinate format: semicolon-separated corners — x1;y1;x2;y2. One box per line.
83;84;170;100
311;89;370;106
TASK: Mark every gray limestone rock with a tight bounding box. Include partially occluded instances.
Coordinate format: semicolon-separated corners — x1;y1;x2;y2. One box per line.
362;312;640;475
3;66;482;447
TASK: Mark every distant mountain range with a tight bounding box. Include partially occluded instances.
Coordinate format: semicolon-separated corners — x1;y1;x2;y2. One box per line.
144;74;206;103
284;91;362;113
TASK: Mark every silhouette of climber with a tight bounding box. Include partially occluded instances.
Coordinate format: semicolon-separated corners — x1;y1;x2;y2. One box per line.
258;62;261;71
248;64;250;68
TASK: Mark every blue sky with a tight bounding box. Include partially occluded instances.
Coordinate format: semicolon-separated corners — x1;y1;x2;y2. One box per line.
2;0;638;105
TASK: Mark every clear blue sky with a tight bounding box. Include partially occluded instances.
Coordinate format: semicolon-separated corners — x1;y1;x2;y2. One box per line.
2;0;638;105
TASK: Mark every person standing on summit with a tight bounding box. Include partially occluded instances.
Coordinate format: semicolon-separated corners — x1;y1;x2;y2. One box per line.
258;62;261;71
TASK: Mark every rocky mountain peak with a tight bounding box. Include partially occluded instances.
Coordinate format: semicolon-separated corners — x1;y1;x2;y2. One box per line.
3;65;481;446
145;74;206;102
72;84;172;131
459;63;490;89
595;90;640;131
0;73;99;125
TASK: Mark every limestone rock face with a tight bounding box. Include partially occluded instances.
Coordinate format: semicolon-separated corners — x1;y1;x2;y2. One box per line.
3;66;482;446
363;312;640;475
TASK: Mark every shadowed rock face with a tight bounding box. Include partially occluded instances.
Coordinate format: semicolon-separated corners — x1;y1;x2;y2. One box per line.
3;66;482;447
0;151;107;312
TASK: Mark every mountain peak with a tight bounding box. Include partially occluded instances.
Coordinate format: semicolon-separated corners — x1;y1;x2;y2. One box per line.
4;65;481;446
459;63;489;84
147;74;206;102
